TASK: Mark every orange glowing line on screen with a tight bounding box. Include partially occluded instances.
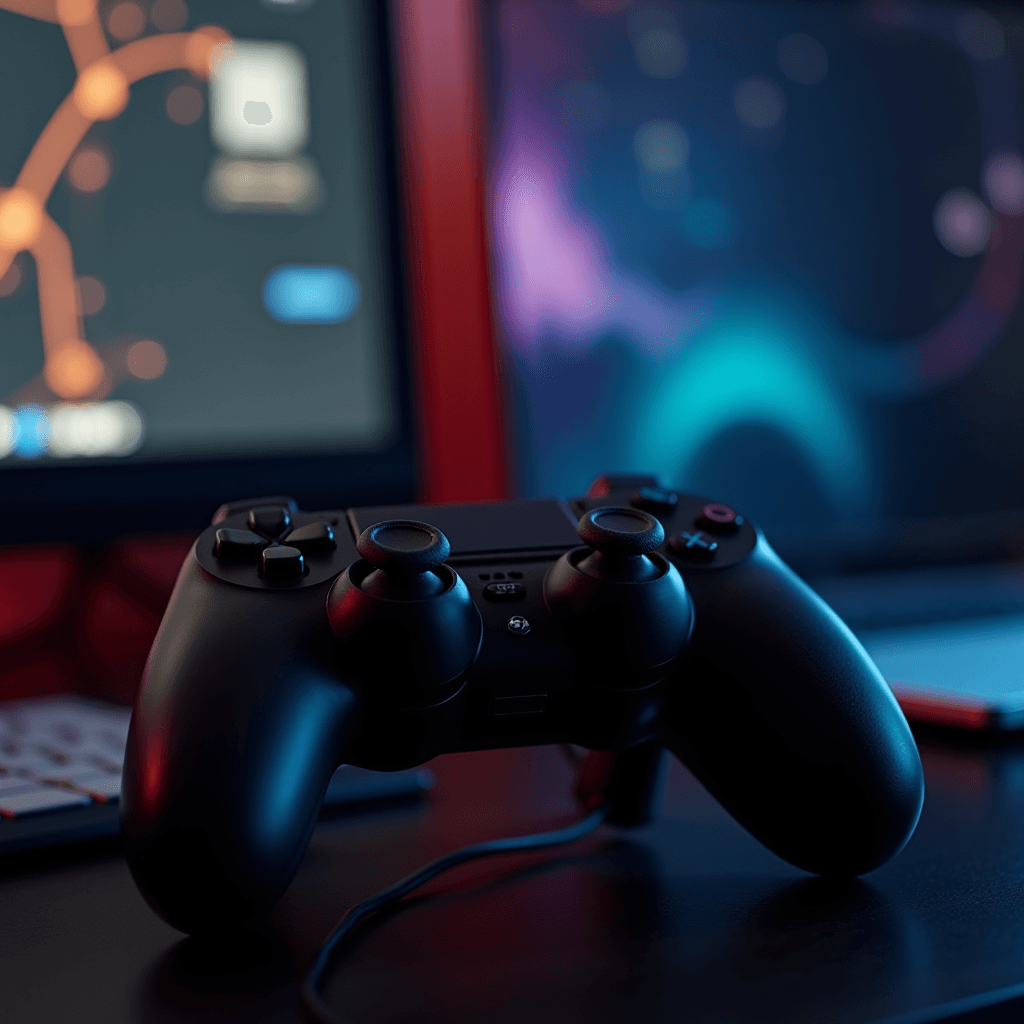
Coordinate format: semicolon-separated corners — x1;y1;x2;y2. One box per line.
58;0;111;72
0;1;229;401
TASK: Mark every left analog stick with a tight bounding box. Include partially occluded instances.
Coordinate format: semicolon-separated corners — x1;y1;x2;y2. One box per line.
355;520;451;599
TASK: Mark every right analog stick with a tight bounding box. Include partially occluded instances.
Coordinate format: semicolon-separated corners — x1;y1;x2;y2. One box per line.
575;507;665;583
577;506;664;556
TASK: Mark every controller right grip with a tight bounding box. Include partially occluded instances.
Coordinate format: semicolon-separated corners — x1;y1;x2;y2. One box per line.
664;538;925;876
121;551;360;934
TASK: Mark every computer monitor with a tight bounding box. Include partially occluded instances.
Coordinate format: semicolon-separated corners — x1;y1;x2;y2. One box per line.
482;0;1024;572
0;0;417;541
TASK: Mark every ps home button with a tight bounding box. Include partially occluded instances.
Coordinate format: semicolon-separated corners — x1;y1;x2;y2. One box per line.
506;615;531;636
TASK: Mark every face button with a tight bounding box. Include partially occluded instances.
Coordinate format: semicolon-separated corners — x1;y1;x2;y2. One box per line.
483;582;526;602
506;614;531;636
260;545;306;580
214;528;266;561
668;531;719;560
283;521;336;554
248;506;292;539
630;486;679;514
696;503;744;535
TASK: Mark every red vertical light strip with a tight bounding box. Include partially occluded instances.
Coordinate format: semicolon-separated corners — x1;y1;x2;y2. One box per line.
393;0;510;504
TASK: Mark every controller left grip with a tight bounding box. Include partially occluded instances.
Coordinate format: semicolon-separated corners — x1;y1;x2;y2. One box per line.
121;554;360;933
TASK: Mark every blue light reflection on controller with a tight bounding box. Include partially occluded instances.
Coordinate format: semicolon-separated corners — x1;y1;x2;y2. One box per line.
262;266;361;325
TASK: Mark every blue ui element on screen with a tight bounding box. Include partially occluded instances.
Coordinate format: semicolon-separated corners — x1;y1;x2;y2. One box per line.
262;266;361;325
13;406;49;459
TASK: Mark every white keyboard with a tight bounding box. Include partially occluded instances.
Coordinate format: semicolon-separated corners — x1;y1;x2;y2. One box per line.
0;697;128;819
0;696;433;856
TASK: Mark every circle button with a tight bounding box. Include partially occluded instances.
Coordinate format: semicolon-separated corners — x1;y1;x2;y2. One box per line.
696;503;744;534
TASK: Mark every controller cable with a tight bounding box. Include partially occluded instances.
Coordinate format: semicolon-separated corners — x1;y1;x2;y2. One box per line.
300;805;609;1024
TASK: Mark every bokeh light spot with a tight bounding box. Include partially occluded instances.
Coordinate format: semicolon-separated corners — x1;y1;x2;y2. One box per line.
55;0;97;27
956;8;1005;61
983;152;1024;215
106;1;146;41
151;0;188;32
734;77;786;129
73;63;130;121
0;258;22;298
777;33;828;85
634;29;687;79
50;402;144;458
76;275;106;316
126;339;168;380
186;26;233;79
45;341;105;399
681;198;733;250
634;119;689;175
166;84;204;125
67;145;112;193
934;188;991;257
0;190;43;251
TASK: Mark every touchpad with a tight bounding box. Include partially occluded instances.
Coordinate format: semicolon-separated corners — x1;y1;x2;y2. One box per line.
347;501;581;556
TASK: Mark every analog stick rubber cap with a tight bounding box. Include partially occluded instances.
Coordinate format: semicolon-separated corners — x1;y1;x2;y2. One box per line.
577;507;665;556
356;520;450;573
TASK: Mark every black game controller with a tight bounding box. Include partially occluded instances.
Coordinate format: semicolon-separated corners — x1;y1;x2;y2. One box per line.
121;475;925;934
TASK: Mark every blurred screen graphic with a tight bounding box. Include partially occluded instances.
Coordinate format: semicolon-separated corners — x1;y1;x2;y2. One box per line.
0;0;399;467
484;0;1024;561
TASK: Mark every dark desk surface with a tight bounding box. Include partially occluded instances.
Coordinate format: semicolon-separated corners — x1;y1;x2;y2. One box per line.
4;735;1024;1024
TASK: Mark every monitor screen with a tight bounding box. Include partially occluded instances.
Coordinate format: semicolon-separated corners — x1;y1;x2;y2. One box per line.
483;0;1024;570
0;0;415;539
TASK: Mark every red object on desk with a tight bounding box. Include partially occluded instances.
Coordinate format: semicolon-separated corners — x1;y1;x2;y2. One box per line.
394;0;509;504
0;536;194;704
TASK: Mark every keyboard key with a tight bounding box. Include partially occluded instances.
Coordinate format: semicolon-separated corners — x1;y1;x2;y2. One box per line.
0;773;39;795
0;786;90;818
2;756;60;777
